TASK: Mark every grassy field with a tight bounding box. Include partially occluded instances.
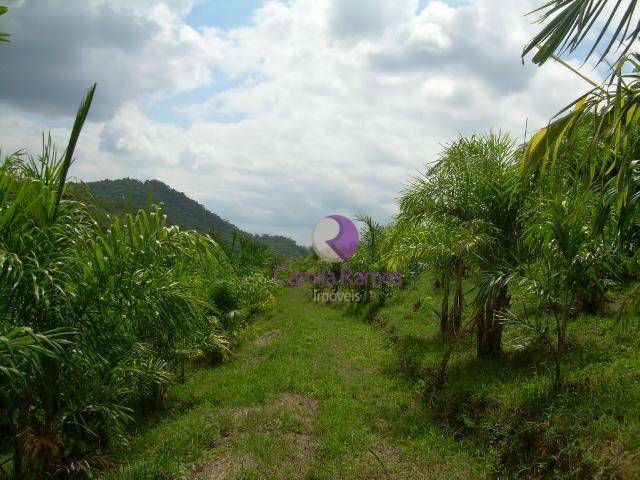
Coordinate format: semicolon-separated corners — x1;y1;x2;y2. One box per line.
101;275;640;479
371;277;640;479
101;285;489;479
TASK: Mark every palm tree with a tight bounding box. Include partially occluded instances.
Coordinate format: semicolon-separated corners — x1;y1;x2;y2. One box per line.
350;214;390;306
388;217;487;335
392;133;524;352
0;327;74;479
516;110;623;388
519;188;613;388
225;229;279;276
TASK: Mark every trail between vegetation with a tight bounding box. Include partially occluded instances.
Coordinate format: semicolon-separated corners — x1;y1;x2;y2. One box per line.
105;287;488;480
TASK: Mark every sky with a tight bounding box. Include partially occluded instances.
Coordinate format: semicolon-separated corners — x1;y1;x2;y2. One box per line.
0;0;600;244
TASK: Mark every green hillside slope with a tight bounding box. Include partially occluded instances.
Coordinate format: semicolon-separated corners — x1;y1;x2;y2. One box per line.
73;178;309;258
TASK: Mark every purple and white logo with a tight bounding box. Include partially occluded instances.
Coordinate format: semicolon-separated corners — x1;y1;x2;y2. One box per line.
311;215;360;263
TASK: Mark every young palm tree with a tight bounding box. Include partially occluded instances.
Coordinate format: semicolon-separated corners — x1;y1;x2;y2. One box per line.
0;86;100;478
393;133;524;352
398;134;522;355
521;196;616;368
224;229;279;276
349;214;390;307
387;217;487;335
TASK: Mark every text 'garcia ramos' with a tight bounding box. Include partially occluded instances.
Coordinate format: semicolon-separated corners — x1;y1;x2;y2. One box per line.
273;265;403;287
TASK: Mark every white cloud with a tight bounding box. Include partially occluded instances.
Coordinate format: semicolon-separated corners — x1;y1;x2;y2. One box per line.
0;0;598;244
0;0;215;118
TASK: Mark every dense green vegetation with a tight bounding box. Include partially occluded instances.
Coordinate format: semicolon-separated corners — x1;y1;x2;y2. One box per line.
367;275;640;479
0;90;280;477
73;179;308;258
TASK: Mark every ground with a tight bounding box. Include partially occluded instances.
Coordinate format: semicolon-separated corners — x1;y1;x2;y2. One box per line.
101;278;640;479
101;285;488;479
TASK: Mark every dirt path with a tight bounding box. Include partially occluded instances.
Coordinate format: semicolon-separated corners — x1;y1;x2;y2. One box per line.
102;287;488;479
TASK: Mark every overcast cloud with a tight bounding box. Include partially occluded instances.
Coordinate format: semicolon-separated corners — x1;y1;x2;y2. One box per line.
0;0;597;244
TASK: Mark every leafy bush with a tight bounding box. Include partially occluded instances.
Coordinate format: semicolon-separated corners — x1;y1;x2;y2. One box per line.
0;88;277;478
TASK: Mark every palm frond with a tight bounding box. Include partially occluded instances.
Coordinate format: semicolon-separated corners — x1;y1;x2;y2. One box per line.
523;0;640;66
55;84;96;213
522;54;640;214
0;5;9;43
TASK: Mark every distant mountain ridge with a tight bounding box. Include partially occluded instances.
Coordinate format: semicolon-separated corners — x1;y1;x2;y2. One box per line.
75;178;308;258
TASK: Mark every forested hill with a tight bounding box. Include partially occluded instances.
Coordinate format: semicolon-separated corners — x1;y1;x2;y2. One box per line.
74;178;309;258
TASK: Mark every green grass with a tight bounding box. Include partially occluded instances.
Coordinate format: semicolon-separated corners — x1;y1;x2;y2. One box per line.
100;285;488;479
101;275;640;479
368;276;640;479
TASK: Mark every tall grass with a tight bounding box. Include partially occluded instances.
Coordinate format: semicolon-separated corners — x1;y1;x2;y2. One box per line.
0;88;278;478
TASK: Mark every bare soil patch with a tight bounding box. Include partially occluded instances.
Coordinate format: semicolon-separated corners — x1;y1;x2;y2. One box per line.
195;451;256;480
254;330;281;347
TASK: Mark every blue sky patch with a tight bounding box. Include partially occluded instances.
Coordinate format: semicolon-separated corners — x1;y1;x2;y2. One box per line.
186;0;265;30
146;67;256;128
